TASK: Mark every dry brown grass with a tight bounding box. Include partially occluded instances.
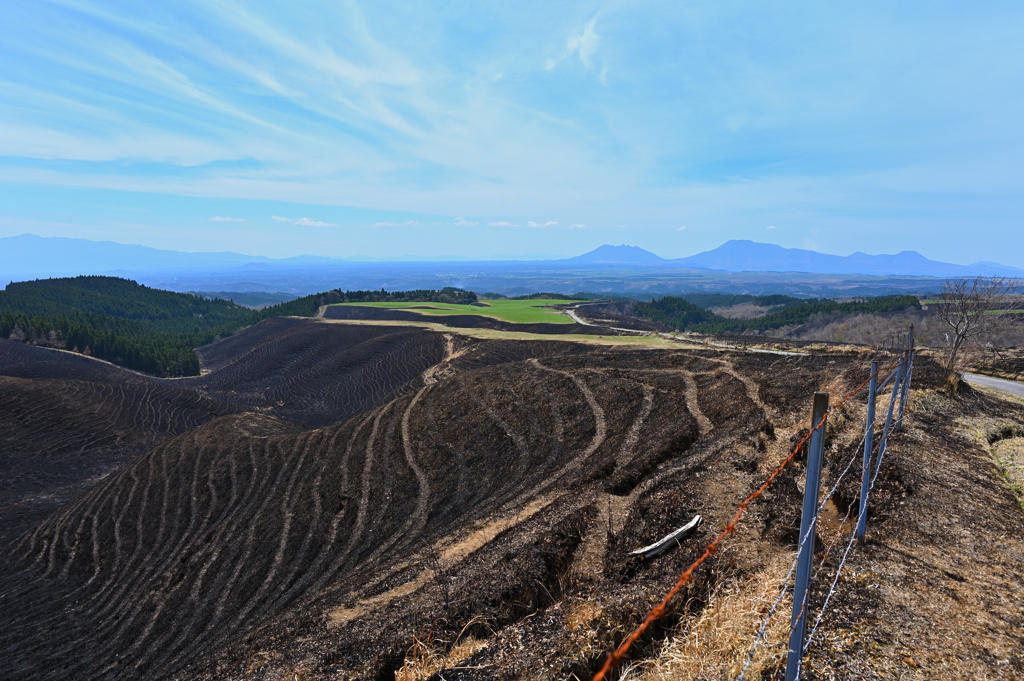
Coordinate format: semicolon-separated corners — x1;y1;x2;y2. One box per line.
394;617;492;681
619;554;795;681
565;598;604;634
992;437;1024;509
955;389;1024;511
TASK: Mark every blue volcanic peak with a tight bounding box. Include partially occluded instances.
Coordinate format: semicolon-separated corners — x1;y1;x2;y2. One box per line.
674;240;1024;278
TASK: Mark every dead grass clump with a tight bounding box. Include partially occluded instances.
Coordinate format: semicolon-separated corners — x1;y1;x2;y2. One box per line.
992;437;1024;511
565;597;604;634
621;554;795;681
394;617;492;681
960;410;1024;511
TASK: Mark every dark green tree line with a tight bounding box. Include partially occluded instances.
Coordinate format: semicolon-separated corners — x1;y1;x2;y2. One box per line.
634;294;921;334
1;277;479;377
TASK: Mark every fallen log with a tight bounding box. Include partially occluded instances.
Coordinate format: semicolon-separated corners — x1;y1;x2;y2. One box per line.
629;515;702;559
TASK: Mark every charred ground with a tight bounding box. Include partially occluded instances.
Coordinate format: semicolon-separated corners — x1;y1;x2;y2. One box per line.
1;313;1022;681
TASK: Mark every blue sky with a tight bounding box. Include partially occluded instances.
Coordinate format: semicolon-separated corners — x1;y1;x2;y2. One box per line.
1;1;1022;263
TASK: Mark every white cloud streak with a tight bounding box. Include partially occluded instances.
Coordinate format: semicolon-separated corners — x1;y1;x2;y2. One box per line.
210;216;245;222
272;215;336;227
547;16;600;71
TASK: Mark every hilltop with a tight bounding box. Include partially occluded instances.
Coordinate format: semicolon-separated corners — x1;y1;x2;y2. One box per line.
1;302;1022;679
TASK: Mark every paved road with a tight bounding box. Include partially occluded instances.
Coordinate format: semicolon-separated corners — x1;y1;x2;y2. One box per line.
964;372;1024;398
566;306;653;335
564;308;594;326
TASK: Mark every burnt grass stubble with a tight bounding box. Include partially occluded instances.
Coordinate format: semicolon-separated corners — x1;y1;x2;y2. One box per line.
0;313;1017;680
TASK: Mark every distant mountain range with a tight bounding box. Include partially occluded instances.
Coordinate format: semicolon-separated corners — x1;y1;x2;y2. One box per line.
560;244;668;265
674;241;1024;278
558;241;1024;278
0;234;565;280
2;233;1022;283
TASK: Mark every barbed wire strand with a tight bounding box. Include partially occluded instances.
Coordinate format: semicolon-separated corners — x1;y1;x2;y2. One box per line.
797;355;913;676
746;350;910;677
710;353;902;679
591;358;899;681
870;381;904;488
802;526;859;657
735;427;868;680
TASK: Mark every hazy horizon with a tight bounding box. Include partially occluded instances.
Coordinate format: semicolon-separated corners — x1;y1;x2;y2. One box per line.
7;233;1024;271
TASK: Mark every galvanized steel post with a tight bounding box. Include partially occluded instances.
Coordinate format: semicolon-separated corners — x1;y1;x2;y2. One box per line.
856;362;877;544
786;392;829;681
896;325;914;431
873;359;902;482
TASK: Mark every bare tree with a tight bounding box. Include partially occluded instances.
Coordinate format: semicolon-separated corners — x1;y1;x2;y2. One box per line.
934;276;1022;382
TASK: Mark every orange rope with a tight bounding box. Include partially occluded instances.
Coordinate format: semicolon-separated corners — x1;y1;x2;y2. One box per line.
591;360;897;680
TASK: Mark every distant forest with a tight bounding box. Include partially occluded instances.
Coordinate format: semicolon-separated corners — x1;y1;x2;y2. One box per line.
0;278;924;375
633;294;921;334
0;278;476;377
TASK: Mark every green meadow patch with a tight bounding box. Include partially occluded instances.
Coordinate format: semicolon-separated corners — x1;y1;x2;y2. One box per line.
334;298;578;324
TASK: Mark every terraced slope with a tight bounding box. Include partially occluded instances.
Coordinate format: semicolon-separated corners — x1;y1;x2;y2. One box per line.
0;320;447;547
0;333;873;680
186;317;448;428
0;341;235;546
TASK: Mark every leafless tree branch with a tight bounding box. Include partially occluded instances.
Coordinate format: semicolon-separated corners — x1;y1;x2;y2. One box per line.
934;276;1023;381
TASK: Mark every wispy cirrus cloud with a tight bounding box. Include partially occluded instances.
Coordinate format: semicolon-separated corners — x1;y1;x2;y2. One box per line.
527;220;559;228
546;16;600;70
210;216;245;222
2;2;1023;264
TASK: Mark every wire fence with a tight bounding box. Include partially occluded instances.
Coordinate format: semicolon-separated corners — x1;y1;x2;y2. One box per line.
591;328;916;681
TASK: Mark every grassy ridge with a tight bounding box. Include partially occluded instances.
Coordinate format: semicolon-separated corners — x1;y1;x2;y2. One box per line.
253;286;478;318
634;294;921;333
336;298;577;324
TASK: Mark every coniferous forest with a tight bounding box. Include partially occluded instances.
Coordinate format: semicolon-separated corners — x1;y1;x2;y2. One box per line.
633;294;921;333
0;277;477;377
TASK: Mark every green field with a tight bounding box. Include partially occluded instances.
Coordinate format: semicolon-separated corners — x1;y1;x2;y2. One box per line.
334;298;578;324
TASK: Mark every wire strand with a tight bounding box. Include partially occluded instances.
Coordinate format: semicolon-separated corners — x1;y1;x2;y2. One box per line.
591;359;898;681
736;428;867;680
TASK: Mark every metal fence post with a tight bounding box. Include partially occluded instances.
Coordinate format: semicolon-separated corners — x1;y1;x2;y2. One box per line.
856;362;877;544
786;392;829;681
873;358;903;482
896;325;914;431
